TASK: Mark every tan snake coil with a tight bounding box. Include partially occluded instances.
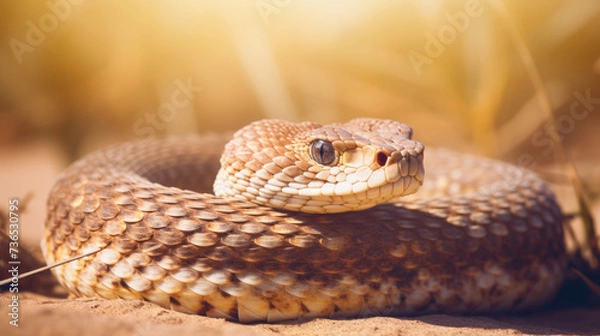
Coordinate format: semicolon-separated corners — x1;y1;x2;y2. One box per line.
43;119;566;323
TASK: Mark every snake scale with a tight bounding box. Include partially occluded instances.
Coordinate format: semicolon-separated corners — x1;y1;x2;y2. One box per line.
43;119;566;323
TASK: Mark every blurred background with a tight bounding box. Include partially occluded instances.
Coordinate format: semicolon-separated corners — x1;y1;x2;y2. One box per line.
0;1;599;256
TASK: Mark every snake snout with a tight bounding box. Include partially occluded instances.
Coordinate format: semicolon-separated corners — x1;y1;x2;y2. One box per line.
374;142;425;199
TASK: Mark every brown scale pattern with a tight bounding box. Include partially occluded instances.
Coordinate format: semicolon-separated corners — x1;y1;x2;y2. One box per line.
43;128;566;323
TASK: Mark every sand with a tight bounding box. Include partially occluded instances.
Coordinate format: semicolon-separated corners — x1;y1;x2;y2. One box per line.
1;293;599;336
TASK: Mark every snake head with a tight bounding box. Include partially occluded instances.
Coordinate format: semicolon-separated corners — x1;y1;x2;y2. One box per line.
214;119;425;214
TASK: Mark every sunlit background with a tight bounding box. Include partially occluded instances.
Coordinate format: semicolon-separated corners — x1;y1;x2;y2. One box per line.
1;0;598;153
1;1;600;247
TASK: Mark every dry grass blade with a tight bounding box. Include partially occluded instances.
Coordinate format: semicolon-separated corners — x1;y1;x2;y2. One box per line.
0;193;102;292
0;193;64;295
572;268;600;296
490;0;599;292
0;248;102;287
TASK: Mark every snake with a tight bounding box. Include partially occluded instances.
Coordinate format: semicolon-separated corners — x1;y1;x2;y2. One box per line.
42;118;566;323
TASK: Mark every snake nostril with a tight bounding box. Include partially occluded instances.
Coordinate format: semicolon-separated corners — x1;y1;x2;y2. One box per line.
376;151;388;167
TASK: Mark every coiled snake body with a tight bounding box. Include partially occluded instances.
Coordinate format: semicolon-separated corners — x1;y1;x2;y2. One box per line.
43;119;566;323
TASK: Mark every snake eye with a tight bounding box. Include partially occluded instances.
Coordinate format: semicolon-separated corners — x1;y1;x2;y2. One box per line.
310;139;336;165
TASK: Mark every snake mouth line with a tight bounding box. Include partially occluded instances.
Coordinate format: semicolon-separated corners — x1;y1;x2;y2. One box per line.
283;174;422;214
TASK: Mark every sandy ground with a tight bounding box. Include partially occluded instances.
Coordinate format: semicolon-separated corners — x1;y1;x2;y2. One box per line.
1;294;600;336
1;140;599;336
